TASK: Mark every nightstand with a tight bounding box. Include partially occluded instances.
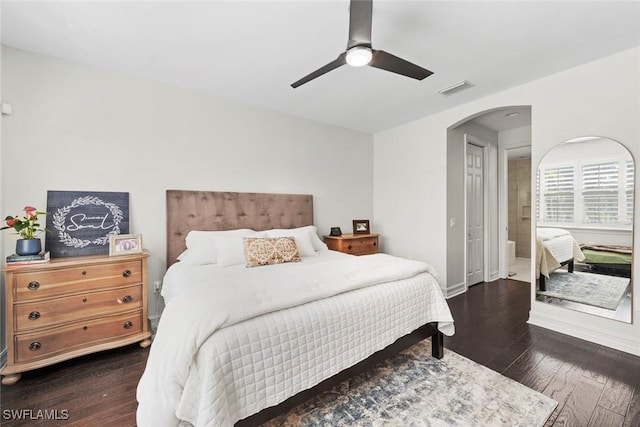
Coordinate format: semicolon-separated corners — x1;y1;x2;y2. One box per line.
324;233;379;255
1;252;152;385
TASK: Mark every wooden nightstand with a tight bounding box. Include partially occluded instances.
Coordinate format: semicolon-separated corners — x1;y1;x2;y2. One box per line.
324;233;379;256
1;252;152;385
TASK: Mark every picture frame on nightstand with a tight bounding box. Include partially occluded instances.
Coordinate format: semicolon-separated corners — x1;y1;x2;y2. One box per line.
352;219;370;234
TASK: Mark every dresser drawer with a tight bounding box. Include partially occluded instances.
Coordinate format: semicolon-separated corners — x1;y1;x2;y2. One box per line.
13;260;142;302
14;284;143;332
14;311;143;363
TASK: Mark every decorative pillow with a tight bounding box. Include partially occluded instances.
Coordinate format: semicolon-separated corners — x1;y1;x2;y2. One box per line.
244;237;301;267
265;227;320;256
180;229;255;265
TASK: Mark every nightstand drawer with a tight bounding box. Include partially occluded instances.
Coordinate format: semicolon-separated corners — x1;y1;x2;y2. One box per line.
14;284;143;332
342;236;378;255
324;234;379;256
13;260;142;302
15;311;143;363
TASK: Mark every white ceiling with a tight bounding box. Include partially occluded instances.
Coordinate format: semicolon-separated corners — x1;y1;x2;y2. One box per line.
2;1;639;134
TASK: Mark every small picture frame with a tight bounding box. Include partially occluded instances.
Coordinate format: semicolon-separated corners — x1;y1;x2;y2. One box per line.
352;220;370;235
330;227;342;236
109;233;143;256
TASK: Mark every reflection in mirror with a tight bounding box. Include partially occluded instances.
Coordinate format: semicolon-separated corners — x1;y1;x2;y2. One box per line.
535;136;633;323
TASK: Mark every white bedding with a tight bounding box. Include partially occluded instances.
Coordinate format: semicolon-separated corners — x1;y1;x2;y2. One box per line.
536;227;585;278
137;251;454;426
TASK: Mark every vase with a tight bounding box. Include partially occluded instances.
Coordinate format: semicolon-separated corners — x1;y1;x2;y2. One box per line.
16;238;42;256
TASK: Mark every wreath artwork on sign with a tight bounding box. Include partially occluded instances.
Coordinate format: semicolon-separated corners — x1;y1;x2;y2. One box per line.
45;191;129;257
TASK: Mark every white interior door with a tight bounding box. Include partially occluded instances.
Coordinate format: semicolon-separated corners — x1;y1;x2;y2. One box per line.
466;143;485;286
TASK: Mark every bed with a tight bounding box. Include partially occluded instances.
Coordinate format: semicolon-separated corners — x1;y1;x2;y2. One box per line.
536;227;585;291
136;190;455;427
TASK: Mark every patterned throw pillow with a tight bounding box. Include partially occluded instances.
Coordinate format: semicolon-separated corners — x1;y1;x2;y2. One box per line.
243;237;301;267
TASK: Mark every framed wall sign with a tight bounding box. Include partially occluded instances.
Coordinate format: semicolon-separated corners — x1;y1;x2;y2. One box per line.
109;234;143;256
352;219;370;234
45;191;129;258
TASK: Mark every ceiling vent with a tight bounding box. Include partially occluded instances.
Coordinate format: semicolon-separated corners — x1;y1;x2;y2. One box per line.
438;80;474;96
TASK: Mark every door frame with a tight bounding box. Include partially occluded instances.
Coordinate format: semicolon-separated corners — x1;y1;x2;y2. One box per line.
498;142;532;278
463;134;490;289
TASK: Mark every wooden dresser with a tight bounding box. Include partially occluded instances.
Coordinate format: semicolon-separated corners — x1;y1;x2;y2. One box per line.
1;252;151;385
324;233;379;256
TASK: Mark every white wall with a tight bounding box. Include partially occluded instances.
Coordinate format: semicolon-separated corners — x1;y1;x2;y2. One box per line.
499;126;532;150
374;47;640;356
1;47;374;326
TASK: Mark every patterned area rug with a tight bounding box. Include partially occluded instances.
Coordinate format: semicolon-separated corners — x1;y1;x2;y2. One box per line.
537;270;630;310
263;340;556;426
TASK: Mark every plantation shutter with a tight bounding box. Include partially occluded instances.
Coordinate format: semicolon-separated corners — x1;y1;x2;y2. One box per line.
626;160;634;223
535;169;540;221
582;161;619;224
542;166;574;222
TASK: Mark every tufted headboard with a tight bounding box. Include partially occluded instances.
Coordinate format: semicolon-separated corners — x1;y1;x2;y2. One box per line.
166;190;314;266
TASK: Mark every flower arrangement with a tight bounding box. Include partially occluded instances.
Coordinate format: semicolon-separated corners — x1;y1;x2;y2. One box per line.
1;206;48;240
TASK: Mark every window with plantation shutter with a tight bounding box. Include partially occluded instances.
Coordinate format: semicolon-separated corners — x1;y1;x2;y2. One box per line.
582;161;619;224
541;166;574;222
627;160;635;223
538;139;632;229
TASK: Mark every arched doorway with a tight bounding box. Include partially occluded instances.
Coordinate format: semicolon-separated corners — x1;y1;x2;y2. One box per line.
446;106;532;295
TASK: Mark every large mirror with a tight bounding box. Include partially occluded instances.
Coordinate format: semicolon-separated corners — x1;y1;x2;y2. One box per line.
535;136;633;323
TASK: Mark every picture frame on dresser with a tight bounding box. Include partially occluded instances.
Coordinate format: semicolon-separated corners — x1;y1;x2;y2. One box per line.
352;219;370;234
109;233;143;256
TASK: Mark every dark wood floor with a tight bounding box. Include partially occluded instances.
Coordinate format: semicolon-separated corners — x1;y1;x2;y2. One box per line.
446;279;640;427
1;278;638;426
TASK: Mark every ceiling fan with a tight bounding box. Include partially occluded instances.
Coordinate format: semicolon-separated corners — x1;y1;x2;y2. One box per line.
291;0;433;88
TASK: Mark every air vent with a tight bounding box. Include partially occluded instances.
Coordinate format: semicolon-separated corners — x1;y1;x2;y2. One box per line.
438;80;474;96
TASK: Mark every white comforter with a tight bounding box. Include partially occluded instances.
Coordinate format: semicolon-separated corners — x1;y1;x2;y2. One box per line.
536;227;585;278
137;252;454;426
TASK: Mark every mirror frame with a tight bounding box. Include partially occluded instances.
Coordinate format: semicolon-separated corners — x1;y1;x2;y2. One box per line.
534;136;634;323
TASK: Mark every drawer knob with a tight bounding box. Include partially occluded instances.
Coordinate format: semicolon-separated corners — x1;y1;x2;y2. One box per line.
27;281;40;290
29;342;41;351
347;244;352;250
28;311;41;320
122;295;133;303
123;321;133;329
82;298;88;303
82;270;87;275
373;241;377;246
122;270;132;278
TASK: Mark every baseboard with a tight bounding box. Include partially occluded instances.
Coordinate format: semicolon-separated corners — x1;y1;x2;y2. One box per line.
489;270;499;282
528;311;640;357
446;282;466;298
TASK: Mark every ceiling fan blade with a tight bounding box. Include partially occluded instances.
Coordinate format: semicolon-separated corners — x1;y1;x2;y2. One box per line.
369;49;433;80
347;0;373;48
291;52;347;88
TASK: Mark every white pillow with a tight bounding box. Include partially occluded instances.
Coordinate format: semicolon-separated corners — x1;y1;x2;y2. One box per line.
215;236;248;267
280;225;328;252
179;228;255;265
265;227;318;257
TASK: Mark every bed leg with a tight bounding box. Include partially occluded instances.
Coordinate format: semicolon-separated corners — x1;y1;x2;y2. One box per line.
568;259;574;273
539;275;546;292
432;331;444;359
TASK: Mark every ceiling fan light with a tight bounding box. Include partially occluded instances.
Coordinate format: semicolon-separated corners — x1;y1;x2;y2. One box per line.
346;46;372;67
